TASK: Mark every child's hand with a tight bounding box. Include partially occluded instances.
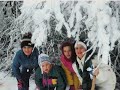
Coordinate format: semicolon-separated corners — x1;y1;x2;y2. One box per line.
52;79;57;85
17;80;24;89
93;68;99;76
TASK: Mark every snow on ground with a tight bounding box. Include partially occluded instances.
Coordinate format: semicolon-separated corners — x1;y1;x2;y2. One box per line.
0;72;36;90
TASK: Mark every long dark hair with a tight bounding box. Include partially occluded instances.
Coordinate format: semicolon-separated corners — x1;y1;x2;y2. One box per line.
60;41;76;63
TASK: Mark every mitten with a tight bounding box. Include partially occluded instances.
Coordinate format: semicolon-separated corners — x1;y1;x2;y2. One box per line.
70;85;75;90
17;80;23;89
35;86;40;90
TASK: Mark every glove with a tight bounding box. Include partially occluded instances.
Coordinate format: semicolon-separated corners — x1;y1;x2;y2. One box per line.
70;85;75;90
35;86;40;90
17;80;23;89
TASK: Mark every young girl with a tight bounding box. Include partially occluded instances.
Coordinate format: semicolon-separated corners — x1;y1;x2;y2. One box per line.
35;53;66;90
60;41;81;90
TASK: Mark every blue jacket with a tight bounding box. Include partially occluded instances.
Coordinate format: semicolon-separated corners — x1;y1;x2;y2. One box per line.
12;48;39;80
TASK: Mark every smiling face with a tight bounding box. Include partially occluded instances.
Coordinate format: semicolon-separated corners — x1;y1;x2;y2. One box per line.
22;46;33;56
41;61;52;74
63;46;72;59
75;44;86;59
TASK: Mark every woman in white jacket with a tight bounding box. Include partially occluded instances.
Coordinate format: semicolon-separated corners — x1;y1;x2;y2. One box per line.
72;41;116;90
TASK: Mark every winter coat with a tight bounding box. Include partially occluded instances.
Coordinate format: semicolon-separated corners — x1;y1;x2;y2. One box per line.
72;54;116;90
60;55;80;90
12;48;39;80
35;65;67;90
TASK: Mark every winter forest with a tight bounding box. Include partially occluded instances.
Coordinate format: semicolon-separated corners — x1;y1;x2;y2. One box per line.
0;0;120;90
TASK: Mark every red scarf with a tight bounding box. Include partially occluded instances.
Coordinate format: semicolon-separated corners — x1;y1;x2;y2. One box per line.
60;54;75;73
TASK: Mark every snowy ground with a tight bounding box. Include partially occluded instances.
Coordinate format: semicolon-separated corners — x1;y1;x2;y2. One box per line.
0;72;69;90
0;72;36;90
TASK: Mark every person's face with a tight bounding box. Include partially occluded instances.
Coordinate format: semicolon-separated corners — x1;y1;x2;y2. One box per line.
63;46;72;59
22;46;33;56
41;61;52;74
75;44;86;59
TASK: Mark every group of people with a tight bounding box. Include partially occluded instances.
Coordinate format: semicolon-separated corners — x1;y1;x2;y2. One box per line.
12;32;116;90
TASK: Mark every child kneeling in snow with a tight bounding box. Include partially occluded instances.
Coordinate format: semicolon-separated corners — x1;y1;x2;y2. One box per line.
35;54;67;90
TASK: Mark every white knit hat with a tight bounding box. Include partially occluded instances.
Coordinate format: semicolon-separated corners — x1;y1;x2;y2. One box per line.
74;41;87;49
38;53;51;65
38;53;51;74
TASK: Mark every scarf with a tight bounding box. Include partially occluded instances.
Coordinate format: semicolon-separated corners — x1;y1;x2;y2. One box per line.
60;54;75;73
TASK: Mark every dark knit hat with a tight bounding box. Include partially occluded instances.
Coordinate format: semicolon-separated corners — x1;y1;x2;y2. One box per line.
21;32;34;48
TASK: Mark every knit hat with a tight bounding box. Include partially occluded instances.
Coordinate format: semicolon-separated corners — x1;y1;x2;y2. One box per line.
21;32;34;48
74;41;87;49
38;53;51;65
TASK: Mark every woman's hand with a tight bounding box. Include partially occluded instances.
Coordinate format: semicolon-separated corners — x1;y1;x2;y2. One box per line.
93;68;99;76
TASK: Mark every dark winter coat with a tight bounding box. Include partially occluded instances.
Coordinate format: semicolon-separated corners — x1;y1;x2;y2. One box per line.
35;65;67;90
12;48;39;80
75;56;92;90
72;50;95;90
73;53;116;90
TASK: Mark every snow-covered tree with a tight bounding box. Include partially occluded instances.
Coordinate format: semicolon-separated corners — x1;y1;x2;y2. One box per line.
0;1;22;71
0;0;120;89
12;0;120;64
